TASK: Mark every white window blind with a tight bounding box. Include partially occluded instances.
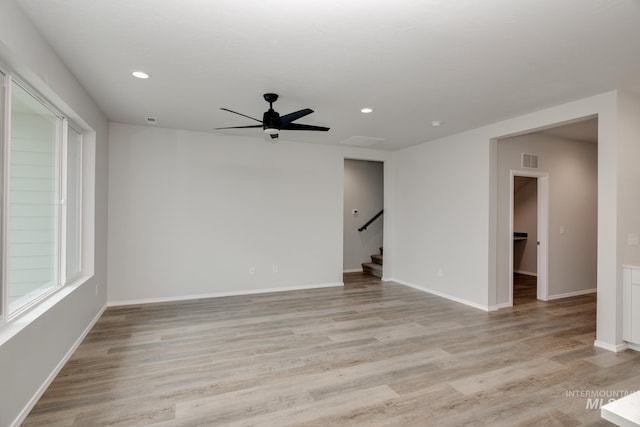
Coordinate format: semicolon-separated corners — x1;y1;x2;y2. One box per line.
7;81;61;315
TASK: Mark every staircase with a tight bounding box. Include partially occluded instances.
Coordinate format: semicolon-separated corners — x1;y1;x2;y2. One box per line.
362;247;383;278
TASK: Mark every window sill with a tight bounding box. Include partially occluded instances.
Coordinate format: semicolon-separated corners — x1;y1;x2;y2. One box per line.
0;275;94;347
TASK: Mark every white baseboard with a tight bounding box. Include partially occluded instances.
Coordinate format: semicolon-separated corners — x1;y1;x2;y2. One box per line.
388;278;490;312
547;288;597;300
108;282;344;307
626;342;640;352
514;270;537;276
12;304;107;427
343;269;363;273
594;340;629;353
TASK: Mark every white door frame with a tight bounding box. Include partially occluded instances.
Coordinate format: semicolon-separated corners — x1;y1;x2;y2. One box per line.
509;170;549;305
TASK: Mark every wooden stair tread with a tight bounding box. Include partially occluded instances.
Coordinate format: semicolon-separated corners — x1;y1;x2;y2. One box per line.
362;262;383;278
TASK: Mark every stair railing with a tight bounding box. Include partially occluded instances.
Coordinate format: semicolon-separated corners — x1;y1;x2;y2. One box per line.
358;209;384;232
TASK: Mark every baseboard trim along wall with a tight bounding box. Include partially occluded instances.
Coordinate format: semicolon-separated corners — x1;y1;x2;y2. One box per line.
594;340;629;353
389;278;490;312
627;342;640;352
108;282;344;307
546;288;596;300
12;304;107;427
514;270;537;276
343;268;363;273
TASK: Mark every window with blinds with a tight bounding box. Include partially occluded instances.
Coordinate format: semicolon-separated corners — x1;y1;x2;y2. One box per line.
7;81;61;314
0;73;88;319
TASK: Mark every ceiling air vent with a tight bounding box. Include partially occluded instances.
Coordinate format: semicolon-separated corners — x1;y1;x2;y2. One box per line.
339;135;385;147
522;153;539;169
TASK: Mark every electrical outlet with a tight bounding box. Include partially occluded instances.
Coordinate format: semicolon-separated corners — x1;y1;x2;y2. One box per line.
249;267;256;275
272;265;279;273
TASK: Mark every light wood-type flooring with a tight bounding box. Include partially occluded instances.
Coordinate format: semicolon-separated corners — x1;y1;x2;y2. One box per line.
23;273;640;426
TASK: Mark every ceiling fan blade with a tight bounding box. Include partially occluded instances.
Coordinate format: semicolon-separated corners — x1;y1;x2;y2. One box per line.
220;108;263;123
214;125;263;130
281;123;330;132
280;108;313;127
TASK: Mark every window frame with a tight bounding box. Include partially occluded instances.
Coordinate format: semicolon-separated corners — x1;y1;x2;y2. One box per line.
64;125;84;285
0;69;5;322
0;68;89;324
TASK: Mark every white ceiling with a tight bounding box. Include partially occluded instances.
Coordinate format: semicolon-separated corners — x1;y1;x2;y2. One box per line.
16;0;640;150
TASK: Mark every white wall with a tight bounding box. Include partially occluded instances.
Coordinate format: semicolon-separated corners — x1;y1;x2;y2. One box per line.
392;132;491;309
0;1;109;426
498;134;598;299
390;90;640;350
108;124;391;304
513;177;537;275
614;91;640;346
343;159;384;272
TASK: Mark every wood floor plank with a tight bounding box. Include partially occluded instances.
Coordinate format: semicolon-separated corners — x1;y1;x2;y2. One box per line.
22;272;640;426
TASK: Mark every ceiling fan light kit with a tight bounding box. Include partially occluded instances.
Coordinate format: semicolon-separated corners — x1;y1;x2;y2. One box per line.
216;93;330;140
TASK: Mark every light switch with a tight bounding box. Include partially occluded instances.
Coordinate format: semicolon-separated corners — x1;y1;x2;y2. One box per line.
629;233;639;246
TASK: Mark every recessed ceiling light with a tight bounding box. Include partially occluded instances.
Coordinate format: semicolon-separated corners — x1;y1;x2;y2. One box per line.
432;120;442;127
146;116;157;124
132;71;150;79
361;108;373;114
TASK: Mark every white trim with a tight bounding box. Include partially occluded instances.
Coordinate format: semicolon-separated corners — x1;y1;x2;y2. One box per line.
594;340;628;353
496;302;512;309
536;175;549;301
107;282;344;307
79;131;95;279
10;303;106;427
546;288;597;300
64;125;84;283
389;278;490;312
514;270;537;277
59;117;68;286
1;73;10;323
343;268;364;273
626;342;640;352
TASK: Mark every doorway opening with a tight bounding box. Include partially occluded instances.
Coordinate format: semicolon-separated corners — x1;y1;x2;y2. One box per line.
498;117;598;309
510;172;549;305
343;159;384;282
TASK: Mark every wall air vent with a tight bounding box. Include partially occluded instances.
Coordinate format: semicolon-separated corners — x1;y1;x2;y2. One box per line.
522;153;539;169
